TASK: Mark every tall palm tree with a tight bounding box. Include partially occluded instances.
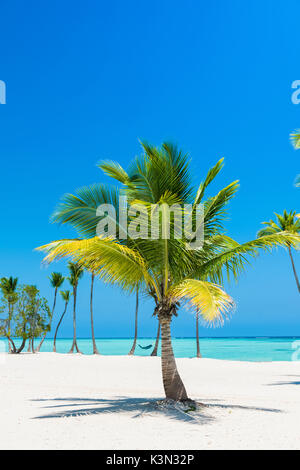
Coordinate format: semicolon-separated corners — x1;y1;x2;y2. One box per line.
53;290;71;352
289;130;300;186
151;322;160;356
128;288;139;355
68;262;84;353
89;272;100;354
196;309;202;358
37;142;299;403
258;211;300;293
36;272;64;352
0;276;18;352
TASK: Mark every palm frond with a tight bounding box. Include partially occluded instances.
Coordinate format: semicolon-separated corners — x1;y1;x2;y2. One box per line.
51;184;120;238
60;290;71;302
203;180;240;236
36;237;158;296
290;130;300;149
193;232;300;282
170;279;234;326
98;161;131;185
193;158;224;206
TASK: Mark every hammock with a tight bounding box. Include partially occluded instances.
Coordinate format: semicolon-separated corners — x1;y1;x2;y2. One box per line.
138;344;153;350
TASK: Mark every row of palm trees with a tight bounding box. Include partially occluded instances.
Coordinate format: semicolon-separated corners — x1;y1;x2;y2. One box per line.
36;141;299;403
38;265;99;354
41;263;149;356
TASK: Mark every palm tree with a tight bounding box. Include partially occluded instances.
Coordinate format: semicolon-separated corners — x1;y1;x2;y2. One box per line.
37;142;299;403
196;309;202;358
89;272;100;354
68;262;84;353
0;276;18;352
289;130;300;186
258;211;300;293
36;272;64;352
151;322;160;356
53;290;71;352
128;287;139;355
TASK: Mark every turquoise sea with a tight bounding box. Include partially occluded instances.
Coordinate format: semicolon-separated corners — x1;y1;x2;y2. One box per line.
1;337;300;361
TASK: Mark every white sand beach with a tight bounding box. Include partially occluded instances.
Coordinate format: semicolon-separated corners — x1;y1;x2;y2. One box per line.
1;353;300;450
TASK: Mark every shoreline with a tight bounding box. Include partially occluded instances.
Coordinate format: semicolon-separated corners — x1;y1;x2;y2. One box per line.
1;351;299;364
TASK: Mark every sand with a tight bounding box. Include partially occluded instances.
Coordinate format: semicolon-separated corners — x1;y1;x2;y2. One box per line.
0;352;300;450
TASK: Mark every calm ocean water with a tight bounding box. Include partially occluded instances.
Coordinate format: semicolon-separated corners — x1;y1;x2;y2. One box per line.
1;337;300;361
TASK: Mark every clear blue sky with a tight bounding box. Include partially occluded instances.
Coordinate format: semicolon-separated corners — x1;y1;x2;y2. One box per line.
0;0;299;338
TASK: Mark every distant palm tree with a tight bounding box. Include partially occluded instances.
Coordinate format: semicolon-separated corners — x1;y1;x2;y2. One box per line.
196;309;202;358
290;129;300;149
89;272;100;354
289;130;300;186
258;210;300;293
36;272;64;352
0;276;18;352
68;262;84;353
151;322;160;356
53;290;71;352
128;288;139;355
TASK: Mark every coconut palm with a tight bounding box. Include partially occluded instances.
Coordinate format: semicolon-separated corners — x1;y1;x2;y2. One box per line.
128;288;139;355
258;211;300;293
290;129;300;149
36;142;299;402
36;272;64;352
53;290;71;352
0;276;18;352
196;309;202;358
89;272;100;354
151;322;160;356
68;262;84;353
289;130;300;186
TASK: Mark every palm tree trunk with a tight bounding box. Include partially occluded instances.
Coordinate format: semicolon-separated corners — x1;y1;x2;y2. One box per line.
16;337;27;354
90;273;100;354
160;317;188;401
196;309;202;358
288;245;300;293
151;322;160;356
69;285;82;354
128;289;139;355
36;332;46;352
36;288;58;352
15;324;27;354
7;336;16;354
7;303;12;353
53;301;68;352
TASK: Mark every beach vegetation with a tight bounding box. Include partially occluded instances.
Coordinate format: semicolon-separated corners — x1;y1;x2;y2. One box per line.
0;284;50;353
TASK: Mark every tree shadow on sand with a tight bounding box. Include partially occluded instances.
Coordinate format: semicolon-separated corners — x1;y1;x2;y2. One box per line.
31;396;282;423
31;397;213;423
267;381;300;386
